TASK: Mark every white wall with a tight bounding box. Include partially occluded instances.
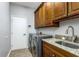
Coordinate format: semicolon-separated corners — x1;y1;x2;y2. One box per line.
11;3;36;50
0;2;11;57
11;3;36;33
37;18;79;37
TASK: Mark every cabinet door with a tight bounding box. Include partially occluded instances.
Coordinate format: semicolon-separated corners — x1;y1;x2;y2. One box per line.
43;46;50;57
43;41;77;57
35;10;39;28
68;2;79;16
42;3;46;27
39;3;46;27
38;7;42;27
35;2;59;28
45;2;55;26
54;2;67;20
43;45;56;57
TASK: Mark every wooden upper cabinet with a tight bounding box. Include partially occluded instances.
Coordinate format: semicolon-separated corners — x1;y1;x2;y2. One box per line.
68;2;79;16
38;7;42;27
45;2;55;26
39;3;46;27
35;2;79;28
35;3;46;28
54;2;67;20
35;10;39;28
42;3;46;27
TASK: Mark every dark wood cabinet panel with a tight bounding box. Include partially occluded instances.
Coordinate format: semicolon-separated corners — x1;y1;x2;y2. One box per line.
54;2;67;20
35;3;45;28
43;44;61;57
44;2;59;27
42;41;77;57
35;3;46;28
45;2;54;26
38;7;42;27
35;2;79;28
35;2;59;28
68;2;79;16
39;3;46;27
35;10;39;28
53;2;79;22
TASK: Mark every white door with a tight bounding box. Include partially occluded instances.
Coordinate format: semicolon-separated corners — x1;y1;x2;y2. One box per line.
11;17;28;50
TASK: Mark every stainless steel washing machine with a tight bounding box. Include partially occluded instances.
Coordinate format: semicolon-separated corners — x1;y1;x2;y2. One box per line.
31;36;39;57
31;34;53;57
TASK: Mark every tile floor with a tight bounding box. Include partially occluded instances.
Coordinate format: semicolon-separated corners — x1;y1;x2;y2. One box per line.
9;48;32;57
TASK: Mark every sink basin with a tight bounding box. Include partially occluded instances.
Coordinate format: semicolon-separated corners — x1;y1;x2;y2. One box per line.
55;41;79;49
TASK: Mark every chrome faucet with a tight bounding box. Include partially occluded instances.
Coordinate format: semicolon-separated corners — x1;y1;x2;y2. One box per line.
65;26;74;36
65;26;76;42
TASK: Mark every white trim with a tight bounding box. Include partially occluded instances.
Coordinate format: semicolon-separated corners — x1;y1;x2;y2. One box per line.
6;49;12;57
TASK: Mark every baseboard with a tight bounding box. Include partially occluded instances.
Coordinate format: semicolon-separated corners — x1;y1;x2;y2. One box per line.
7;49;12;57
11;47;28;50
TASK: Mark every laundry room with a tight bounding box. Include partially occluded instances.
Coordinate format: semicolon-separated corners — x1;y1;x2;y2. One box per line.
0;1;79;58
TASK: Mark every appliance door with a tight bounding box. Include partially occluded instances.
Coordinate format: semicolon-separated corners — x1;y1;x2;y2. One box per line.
32;37;39;57
28;34;33;53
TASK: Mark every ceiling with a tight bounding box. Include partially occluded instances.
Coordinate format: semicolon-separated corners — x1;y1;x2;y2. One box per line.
11;2;42;10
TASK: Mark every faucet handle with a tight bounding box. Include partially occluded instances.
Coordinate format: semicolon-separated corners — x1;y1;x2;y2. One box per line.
65;29;68;34
72;36;77;42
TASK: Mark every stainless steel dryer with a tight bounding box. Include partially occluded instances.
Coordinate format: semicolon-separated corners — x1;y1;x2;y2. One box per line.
31;34;53;57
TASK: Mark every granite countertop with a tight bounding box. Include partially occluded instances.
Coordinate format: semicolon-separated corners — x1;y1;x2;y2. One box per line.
42;38;79;56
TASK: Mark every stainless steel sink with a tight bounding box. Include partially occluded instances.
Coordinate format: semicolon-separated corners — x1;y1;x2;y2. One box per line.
55;41;79;49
